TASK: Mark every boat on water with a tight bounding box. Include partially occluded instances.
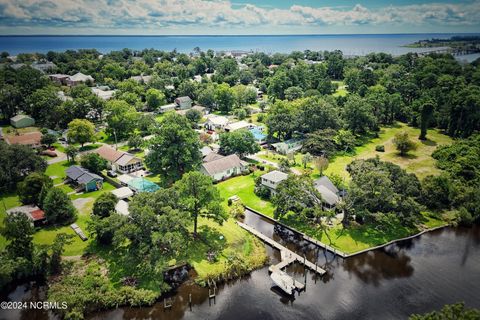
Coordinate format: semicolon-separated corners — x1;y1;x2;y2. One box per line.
270;269;296;295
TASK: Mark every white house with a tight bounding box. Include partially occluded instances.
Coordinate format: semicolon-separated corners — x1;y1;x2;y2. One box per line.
260;170;288;195
205;115;229;131
175;96;193;109
200;154;248;181
66;72;94;86
225;120;254;132
92;87;116;100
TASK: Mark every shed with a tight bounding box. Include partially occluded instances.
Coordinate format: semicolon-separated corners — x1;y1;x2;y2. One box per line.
10;115;35;128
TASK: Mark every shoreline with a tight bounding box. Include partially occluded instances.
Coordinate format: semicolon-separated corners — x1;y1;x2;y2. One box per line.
244;206;450;258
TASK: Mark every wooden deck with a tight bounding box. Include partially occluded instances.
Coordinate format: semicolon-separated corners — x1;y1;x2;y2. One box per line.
237;221;326;276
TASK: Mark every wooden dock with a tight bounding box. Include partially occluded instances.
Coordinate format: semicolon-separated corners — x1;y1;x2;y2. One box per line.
237;221;326;276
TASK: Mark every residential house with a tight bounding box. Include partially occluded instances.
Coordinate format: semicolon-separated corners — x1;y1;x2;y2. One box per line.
205;115;229;131
65;165;104;192
10;114;35;128
92;87;116;100
314;176;340;210
49;74;70;85
130;75;152;84
271;138;304;155
66;72;95;86
225;120;254;132
95;145;143;174
6;205;46;227
175;96;193;110
32;62;56;73
203;151;225;163
200;146;213;158
5;132;42;148
260;170;288;195
200;154;248;181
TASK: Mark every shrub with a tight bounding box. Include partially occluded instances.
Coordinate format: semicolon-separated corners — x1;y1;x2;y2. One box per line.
375;145;385;152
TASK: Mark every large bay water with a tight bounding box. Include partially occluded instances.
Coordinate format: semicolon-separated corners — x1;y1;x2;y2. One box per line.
1;34;479;57
2;210;479;320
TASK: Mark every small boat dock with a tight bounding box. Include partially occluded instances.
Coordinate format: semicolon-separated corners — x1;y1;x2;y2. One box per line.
237;221;326;278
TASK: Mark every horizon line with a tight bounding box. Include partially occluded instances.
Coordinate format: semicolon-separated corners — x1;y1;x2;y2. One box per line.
1;32;479;37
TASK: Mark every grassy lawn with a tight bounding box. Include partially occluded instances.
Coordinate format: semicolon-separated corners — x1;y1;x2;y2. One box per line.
33;199;94;256
250;113;266;125
118;146;146;159
216;174;275;216
332;80;348;97
324;123;453;180
0;193;21;249
46;160;71;181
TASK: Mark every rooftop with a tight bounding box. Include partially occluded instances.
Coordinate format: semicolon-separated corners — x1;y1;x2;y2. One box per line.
261;170;288;183
201;154;245;175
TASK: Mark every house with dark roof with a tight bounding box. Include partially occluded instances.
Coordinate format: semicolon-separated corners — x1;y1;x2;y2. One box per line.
200;154;248;181
314;176;341;210
95;145;142;174
66;165;104;192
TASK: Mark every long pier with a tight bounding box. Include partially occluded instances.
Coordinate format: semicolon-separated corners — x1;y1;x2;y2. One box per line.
237;221;326;277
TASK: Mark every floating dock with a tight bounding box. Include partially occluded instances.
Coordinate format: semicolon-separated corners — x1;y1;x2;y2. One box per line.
237;221;326;277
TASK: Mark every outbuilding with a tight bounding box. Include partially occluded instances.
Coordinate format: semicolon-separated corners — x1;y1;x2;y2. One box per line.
10;115;35;128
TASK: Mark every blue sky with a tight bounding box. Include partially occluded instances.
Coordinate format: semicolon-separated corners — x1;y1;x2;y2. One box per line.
1;0;480;35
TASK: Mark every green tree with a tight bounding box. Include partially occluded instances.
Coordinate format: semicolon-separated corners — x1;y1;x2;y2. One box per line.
343;94;377;134
410;302;480;320
285;86;304;101
43;188;77;225
145;88;166;111
65;145;79;163
24;86;61;125
313;156;329;176
128;134;143;150
80;153;107;174
17;172;53;206
219;130;260;158
214;83;235;113
67;119;95;147
265;100;297;140
0;213;34;260
105;100;139;140
145;112;201;184
0;142;47;193
301;153;312;169
419;101;435;140
393;131;417;156
174;171;227;235
185;108;203;125
49;233;74;275
92;192;118;218
40;133;57;147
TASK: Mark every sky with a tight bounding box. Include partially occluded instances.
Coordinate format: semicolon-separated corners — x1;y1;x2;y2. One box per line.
0;0;480;35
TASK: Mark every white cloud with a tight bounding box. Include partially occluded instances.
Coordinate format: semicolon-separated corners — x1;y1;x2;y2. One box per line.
0;0;479;31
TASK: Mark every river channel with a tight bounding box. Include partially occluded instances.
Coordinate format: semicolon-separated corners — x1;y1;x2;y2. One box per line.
3;210;480;320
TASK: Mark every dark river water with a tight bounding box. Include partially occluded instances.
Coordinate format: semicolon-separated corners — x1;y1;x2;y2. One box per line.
2;211;480;320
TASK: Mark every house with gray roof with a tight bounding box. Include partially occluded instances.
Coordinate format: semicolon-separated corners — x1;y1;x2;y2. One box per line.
314;176;340;210
200;154;247;181
260;170;288;195
66;72;95;86
66;165;103;192
175;96;193;109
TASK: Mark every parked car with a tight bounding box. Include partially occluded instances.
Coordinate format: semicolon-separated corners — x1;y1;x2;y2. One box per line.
107;170;117;177
41;150;57;157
